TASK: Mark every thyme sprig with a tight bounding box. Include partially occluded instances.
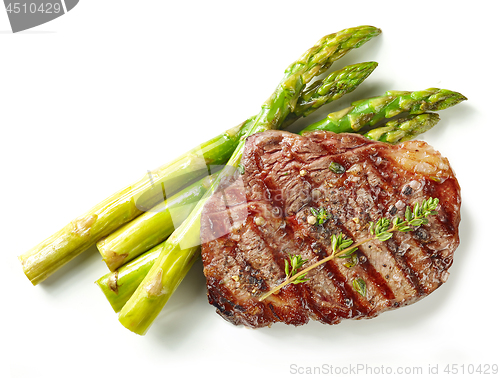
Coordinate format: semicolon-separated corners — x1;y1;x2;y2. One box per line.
284;254;309;284
352;277;367;297
258;197;439;301
332;233;357;258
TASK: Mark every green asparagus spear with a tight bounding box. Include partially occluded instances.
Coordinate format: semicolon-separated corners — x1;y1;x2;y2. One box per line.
281;61;378;127
96;61;380;310
18;118;252;285
96;111;439;313
299;88;467;134
118;26;381;335
97;61;378;272
96;242;183;313
19;62;381;286
364;113;440;143
97;174;219;271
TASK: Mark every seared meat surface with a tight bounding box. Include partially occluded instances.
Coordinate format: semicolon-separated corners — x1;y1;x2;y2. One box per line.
200;131;461;328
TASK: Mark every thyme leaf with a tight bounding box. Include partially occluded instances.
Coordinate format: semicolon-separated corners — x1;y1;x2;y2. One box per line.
329;161;346;174
343;253;359;268
352;277;367;297
285;254;309;285
310;207;331;225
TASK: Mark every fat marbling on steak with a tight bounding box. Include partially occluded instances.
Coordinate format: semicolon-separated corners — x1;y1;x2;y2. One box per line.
200;130;461;328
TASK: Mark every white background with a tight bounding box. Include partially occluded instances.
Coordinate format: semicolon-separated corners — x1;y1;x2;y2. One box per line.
2;1;498;377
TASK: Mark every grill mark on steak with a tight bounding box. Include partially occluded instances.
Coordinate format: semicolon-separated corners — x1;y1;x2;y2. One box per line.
430;179;460;237
318;223;380;317
355;157;437;298
207;277;242;318
290;219;360;321
319;161;408;308
235;245;270;293
411;236;448;289
250;220;289;291
251;141;379;321
285;217;359;322
201;131;461;328
289;169;378;321
385;237;426;296
322;208;398;316
340;161;403;301
357;247;396;301
310;240;369;320
268;303;281;320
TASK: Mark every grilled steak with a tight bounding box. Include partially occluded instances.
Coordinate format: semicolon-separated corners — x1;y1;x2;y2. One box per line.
200;130;461;328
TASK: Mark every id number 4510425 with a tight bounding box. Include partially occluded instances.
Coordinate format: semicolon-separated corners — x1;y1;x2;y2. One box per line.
6;2;62;14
